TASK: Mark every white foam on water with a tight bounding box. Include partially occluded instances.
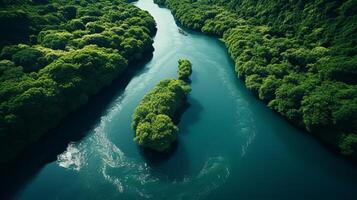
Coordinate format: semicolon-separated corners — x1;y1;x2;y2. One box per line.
213;56;257;157
102;164;124;193
55;1;233;197
90;122;231;199
57;142;86;171
62;94;231;198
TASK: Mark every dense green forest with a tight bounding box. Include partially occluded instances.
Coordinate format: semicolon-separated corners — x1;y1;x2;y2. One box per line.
0;0;156;166
155;0;357;157
132;60;192;152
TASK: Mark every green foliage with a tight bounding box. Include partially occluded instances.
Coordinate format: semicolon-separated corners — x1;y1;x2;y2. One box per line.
38;30;73;50
177;59;192;80
0;60;23;82
81;33;112;48
0;0;157;166
339;134;357;156
66;19;85;31
157;0;357;157
86;22;105;33
12;47;46;72
132;78;191;152
301;82;357;132
258;75;281;102
0;45;21;60
33;0;49;4
135;114;178;152
316;56;357;84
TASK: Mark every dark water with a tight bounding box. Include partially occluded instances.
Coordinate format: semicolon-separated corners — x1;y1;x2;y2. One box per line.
3;0;356;199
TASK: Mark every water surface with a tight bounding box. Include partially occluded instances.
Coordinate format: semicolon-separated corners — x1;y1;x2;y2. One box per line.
3;0;357;199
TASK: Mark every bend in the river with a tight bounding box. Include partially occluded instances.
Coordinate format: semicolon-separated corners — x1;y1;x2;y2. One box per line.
3;1;357;199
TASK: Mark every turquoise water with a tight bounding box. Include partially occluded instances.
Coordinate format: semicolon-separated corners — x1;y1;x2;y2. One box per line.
4;1;357;199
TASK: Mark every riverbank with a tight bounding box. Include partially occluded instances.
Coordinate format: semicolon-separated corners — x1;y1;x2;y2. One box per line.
153;0;357;159
0;0;157;168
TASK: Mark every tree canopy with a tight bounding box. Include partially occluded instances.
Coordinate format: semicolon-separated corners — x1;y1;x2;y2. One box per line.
0;0;156;166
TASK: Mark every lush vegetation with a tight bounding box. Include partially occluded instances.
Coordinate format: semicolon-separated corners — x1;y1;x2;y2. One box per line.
155;0;357;158
177;59;192;80
132;60;192;152
0;0;156;166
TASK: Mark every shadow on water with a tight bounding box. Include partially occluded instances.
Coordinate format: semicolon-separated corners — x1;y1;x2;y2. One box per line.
139;140;191;181
137;96;202;181
172;101;190;125
178;97;203;135
0;53;153;200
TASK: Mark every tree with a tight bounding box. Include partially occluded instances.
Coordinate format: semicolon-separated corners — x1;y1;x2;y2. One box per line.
12;47;46;72
66;19;85;31
86;22;105;33
38;30;73;50
258;75;281;102
135;114;178;152
177;59;192;80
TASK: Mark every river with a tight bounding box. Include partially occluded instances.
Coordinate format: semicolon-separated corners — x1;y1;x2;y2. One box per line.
3;0;357;199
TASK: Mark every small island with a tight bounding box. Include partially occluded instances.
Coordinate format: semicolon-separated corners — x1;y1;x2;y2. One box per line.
177;59;192;80
132;59;193;152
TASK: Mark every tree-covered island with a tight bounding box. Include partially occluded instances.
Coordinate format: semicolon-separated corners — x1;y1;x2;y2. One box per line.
132;59;192;151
